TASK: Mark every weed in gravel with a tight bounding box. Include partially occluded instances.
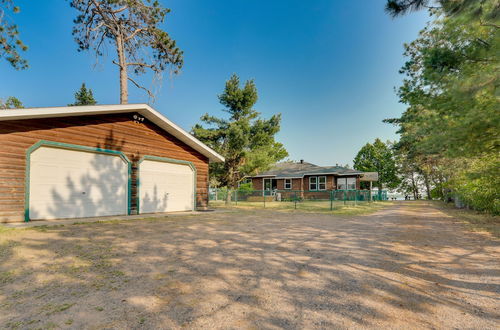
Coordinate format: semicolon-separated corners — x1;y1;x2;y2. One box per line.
0;270;15;284
43;321;58;329
0;226;17;235
65;319;74;325
95;306;104;311
42;303;75;315
5;321;24;329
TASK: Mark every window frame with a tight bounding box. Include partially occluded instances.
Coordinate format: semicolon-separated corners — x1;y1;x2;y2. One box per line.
337;177;347;190
318;176;327;191
346;177;356;190
309;176;317;191
284;178;292;190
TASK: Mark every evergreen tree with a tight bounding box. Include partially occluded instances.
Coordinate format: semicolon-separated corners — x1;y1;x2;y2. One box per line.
70;0;183;104
0;96;23;109
384;0;499;213
353;139;400;190
69;83;97;106
193;74;288;202
0;0;28;69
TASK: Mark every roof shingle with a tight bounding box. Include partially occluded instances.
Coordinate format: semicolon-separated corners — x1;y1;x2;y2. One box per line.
253;161;363;178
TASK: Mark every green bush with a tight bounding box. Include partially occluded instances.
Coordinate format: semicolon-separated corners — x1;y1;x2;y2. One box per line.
451;157;499;215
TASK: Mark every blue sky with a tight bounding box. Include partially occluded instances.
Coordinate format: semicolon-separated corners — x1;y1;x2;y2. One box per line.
1;0;429;166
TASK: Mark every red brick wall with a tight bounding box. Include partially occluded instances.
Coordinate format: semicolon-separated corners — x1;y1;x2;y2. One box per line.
251;177;263;191
250;175;360;193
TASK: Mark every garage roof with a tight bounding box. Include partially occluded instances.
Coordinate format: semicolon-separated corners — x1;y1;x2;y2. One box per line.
0;104;225;163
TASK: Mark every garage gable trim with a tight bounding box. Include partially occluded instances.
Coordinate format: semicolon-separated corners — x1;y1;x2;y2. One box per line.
0;104;225;163
137;155;197;213
25;140;132;222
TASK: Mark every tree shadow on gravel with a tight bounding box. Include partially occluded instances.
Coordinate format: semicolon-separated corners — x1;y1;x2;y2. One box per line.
0;203;499;328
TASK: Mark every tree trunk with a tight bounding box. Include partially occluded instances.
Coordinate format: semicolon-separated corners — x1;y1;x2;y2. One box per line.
116;34;128;104
422;172;432;200
411;172;419;199
225;188;232;205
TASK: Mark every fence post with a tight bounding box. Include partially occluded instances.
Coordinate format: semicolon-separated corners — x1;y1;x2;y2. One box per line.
235;190;238;206
263;190;266;208
294;191;297;209
343;190;346;205
330;190;333;211
354;190;357;206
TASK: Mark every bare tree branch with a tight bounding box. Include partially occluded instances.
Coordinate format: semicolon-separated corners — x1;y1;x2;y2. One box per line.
112;6;128;14
124;28;144;41
128;76;155;100
126;62;154;68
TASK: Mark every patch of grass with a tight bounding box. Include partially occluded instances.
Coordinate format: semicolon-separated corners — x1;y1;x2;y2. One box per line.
5;321;24;329
211;200;393;216
65;319;74;325
0;270;16;284
71;216;171;227
432;201;499;238
331;202;393;216
43;322;58;329
95;306;104;312
0;225;17;235
42;303;75;315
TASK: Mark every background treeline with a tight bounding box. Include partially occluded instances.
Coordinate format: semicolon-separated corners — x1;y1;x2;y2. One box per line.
383;0;499;214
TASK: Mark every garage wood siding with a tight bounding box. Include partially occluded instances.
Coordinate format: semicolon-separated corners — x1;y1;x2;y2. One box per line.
0;113;209;222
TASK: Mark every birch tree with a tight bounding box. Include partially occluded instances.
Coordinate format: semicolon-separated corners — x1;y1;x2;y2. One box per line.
70;0;183;104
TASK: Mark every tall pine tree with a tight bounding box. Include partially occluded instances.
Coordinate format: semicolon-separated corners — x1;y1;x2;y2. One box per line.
193;74;288;201
70;0;183;103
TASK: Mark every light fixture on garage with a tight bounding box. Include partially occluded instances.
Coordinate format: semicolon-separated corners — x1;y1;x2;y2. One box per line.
133;114;145;124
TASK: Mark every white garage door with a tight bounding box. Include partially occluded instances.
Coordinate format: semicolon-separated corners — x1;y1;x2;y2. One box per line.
29;146;128;220
139;159;195;213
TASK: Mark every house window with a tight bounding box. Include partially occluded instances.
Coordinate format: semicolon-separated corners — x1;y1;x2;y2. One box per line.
284;179;292;190
309;176;317;191
347;177;356;190
337;178;347;190
337;177;356;190
318;176;326;190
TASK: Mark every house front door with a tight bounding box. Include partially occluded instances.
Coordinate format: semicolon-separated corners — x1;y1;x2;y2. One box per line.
263;178;277;196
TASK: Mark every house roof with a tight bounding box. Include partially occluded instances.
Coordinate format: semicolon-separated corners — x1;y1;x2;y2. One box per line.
0;104;225;163
253;161;364;178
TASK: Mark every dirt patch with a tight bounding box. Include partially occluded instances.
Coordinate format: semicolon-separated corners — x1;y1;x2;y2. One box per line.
0;202;498;328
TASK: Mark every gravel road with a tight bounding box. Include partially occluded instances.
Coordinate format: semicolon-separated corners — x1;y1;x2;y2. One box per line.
0;202;498;329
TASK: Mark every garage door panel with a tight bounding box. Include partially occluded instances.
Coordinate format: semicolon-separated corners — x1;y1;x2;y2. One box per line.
139;159;194;214
29;146;128;220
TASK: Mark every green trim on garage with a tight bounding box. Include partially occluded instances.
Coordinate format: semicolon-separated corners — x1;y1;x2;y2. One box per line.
24;140;132;222
137;155;197;213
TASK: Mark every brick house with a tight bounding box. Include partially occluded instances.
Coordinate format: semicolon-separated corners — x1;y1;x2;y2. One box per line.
248;160;376;199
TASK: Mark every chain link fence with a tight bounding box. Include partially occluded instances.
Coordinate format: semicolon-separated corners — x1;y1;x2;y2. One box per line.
208;189;388;211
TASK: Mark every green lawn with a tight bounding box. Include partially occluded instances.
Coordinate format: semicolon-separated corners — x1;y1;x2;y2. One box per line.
209;199;393;215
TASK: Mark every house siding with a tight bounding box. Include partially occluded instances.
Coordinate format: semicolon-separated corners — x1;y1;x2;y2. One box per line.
251;177;263;191
250;175;361;196
0;113;209;222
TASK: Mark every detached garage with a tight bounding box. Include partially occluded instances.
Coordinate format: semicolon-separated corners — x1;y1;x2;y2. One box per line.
0;104;224;222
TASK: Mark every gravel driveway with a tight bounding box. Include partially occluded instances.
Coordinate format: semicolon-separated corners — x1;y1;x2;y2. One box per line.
1;202;498;329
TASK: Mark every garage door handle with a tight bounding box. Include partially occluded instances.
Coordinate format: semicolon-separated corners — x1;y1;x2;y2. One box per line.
82;192;86;195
